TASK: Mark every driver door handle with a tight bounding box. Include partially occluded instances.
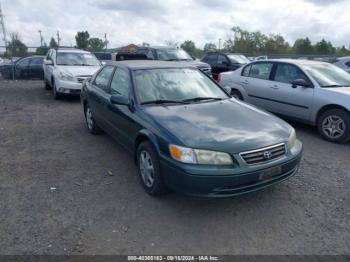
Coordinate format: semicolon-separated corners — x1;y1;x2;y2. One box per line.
270;85;279;90
241;80;249;85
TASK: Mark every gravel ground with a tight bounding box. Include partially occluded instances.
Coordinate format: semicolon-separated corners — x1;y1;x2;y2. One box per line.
0;80;349;255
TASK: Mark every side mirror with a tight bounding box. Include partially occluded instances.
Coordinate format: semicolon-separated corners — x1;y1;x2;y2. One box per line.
110;95;129;105
101;61;106;66
292;79;312;88
44;59;53;65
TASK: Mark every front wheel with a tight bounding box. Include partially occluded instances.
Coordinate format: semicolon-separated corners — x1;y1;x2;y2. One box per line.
317;109;350;143
52;80;61;100
137;142;166;196
44;80;52;90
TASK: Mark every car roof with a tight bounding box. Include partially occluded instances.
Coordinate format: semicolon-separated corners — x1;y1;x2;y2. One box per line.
336;56;350;61
56;48;91;54
105;60;197;70
252;59;329;66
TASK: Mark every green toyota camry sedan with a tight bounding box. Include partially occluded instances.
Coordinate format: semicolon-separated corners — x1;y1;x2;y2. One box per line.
81;61;303;197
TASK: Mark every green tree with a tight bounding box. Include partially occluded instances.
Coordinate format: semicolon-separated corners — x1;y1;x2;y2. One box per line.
88;37;105;52
263;34;290;55
315;39;335;55
36;42;49;55
75;31;90;49
336;46;350;56
49;37;58;48
292;38;314;55
6;33;27;57
180;40;203;58
203;43;217;52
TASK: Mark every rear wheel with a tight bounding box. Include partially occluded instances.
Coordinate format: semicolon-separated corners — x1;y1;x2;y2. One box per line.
84;104;102;135
137;141;166;196
231;89;243;100
317;109;350;143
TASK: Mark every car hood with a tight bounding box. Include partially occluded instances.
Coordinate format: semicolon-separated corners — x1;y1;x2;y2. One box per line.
324;87;350;95
143;99;292;154
57;65;101;77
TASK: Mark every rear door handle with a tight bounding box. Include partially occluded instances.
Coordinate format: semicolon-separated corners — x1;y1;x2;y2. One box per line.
241;80;249;85
270;85;279;90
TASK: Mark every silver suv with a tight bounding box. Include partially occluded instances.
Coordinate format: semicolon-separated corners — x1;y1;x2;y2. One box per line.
219;59;350;143
43;48;101;99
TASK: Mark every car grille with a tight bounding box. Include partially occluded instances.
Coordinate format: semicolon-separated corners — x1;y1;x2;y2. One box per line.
240;143;286;165
76;75;91;83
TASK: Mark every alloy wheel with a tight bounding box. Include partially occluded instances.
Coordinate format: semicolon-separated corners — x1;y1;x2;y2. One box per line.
322;115;346;139
139;150;155;188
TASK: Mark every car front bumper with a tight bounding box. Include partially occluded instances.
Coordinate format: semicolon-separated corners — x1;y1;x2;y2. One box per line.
56;79;83;95
160;141;303;198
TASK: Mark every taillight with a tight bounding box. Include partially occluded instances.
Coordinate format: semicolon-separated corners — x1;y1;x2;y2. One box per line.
217;73;221;82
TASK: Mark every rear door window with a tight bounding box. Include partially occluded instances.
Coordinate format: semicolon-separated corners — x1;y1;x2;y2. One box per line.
203;54;218;64
218;55;229;65
248;62;273;80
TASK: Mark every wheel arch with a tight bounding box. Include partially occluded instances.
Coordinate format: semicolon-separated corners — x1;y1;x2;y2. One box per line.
224;83;247;100
134;130;160;164
316;104;350;123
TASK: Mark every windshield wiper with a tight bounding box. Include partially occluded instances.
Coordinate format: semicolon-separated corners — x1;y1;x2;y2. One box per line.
182;97;223;103
322;84;345;88
141;99;188;105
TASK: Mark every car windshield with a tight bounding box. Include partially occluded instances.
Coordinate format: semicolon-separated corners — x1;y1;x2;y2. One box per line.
304;63;350;87
134;68;228;104
156;49;193;61
56;52;100;66
227;54;250;64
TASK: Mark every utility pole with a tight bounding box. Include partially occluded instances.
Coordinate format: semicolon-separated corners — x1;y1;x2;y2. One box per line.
0;3;8;49
57;31;61;47
38;30;43;46
219;38;222;51
104;33;108;51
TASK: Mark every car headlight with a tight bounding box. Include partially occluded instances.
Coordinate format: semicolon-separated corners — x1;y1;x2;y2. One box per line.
288;128;297;149
58;71;76;82
169;144;233;165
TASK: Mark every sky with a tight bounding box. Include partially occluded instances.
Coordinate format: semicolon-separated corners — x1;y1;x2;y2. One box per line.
1;0;349;49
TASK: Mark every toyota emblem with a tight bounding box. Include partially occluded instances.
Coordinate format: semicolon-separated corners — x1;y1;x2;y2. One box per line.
263;151;272;160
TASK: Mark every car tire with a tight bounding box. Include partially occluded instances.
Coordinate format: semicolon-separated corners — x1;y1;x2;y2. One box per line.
84;104;102;135
137;141;166;196
231;89;243;100
317;109;350;143
52;80;61;100
45;80;52;90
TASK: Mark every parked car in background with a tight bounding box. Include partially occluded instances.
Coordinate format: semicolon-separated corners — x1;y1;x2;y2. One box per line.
93;52;113;63
81;60;302;197
136;46;212;76
219;59;350;143
201;52;250;80
333;56;350;73
93;52;148;62
43;48;102;99
0;56;45;80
